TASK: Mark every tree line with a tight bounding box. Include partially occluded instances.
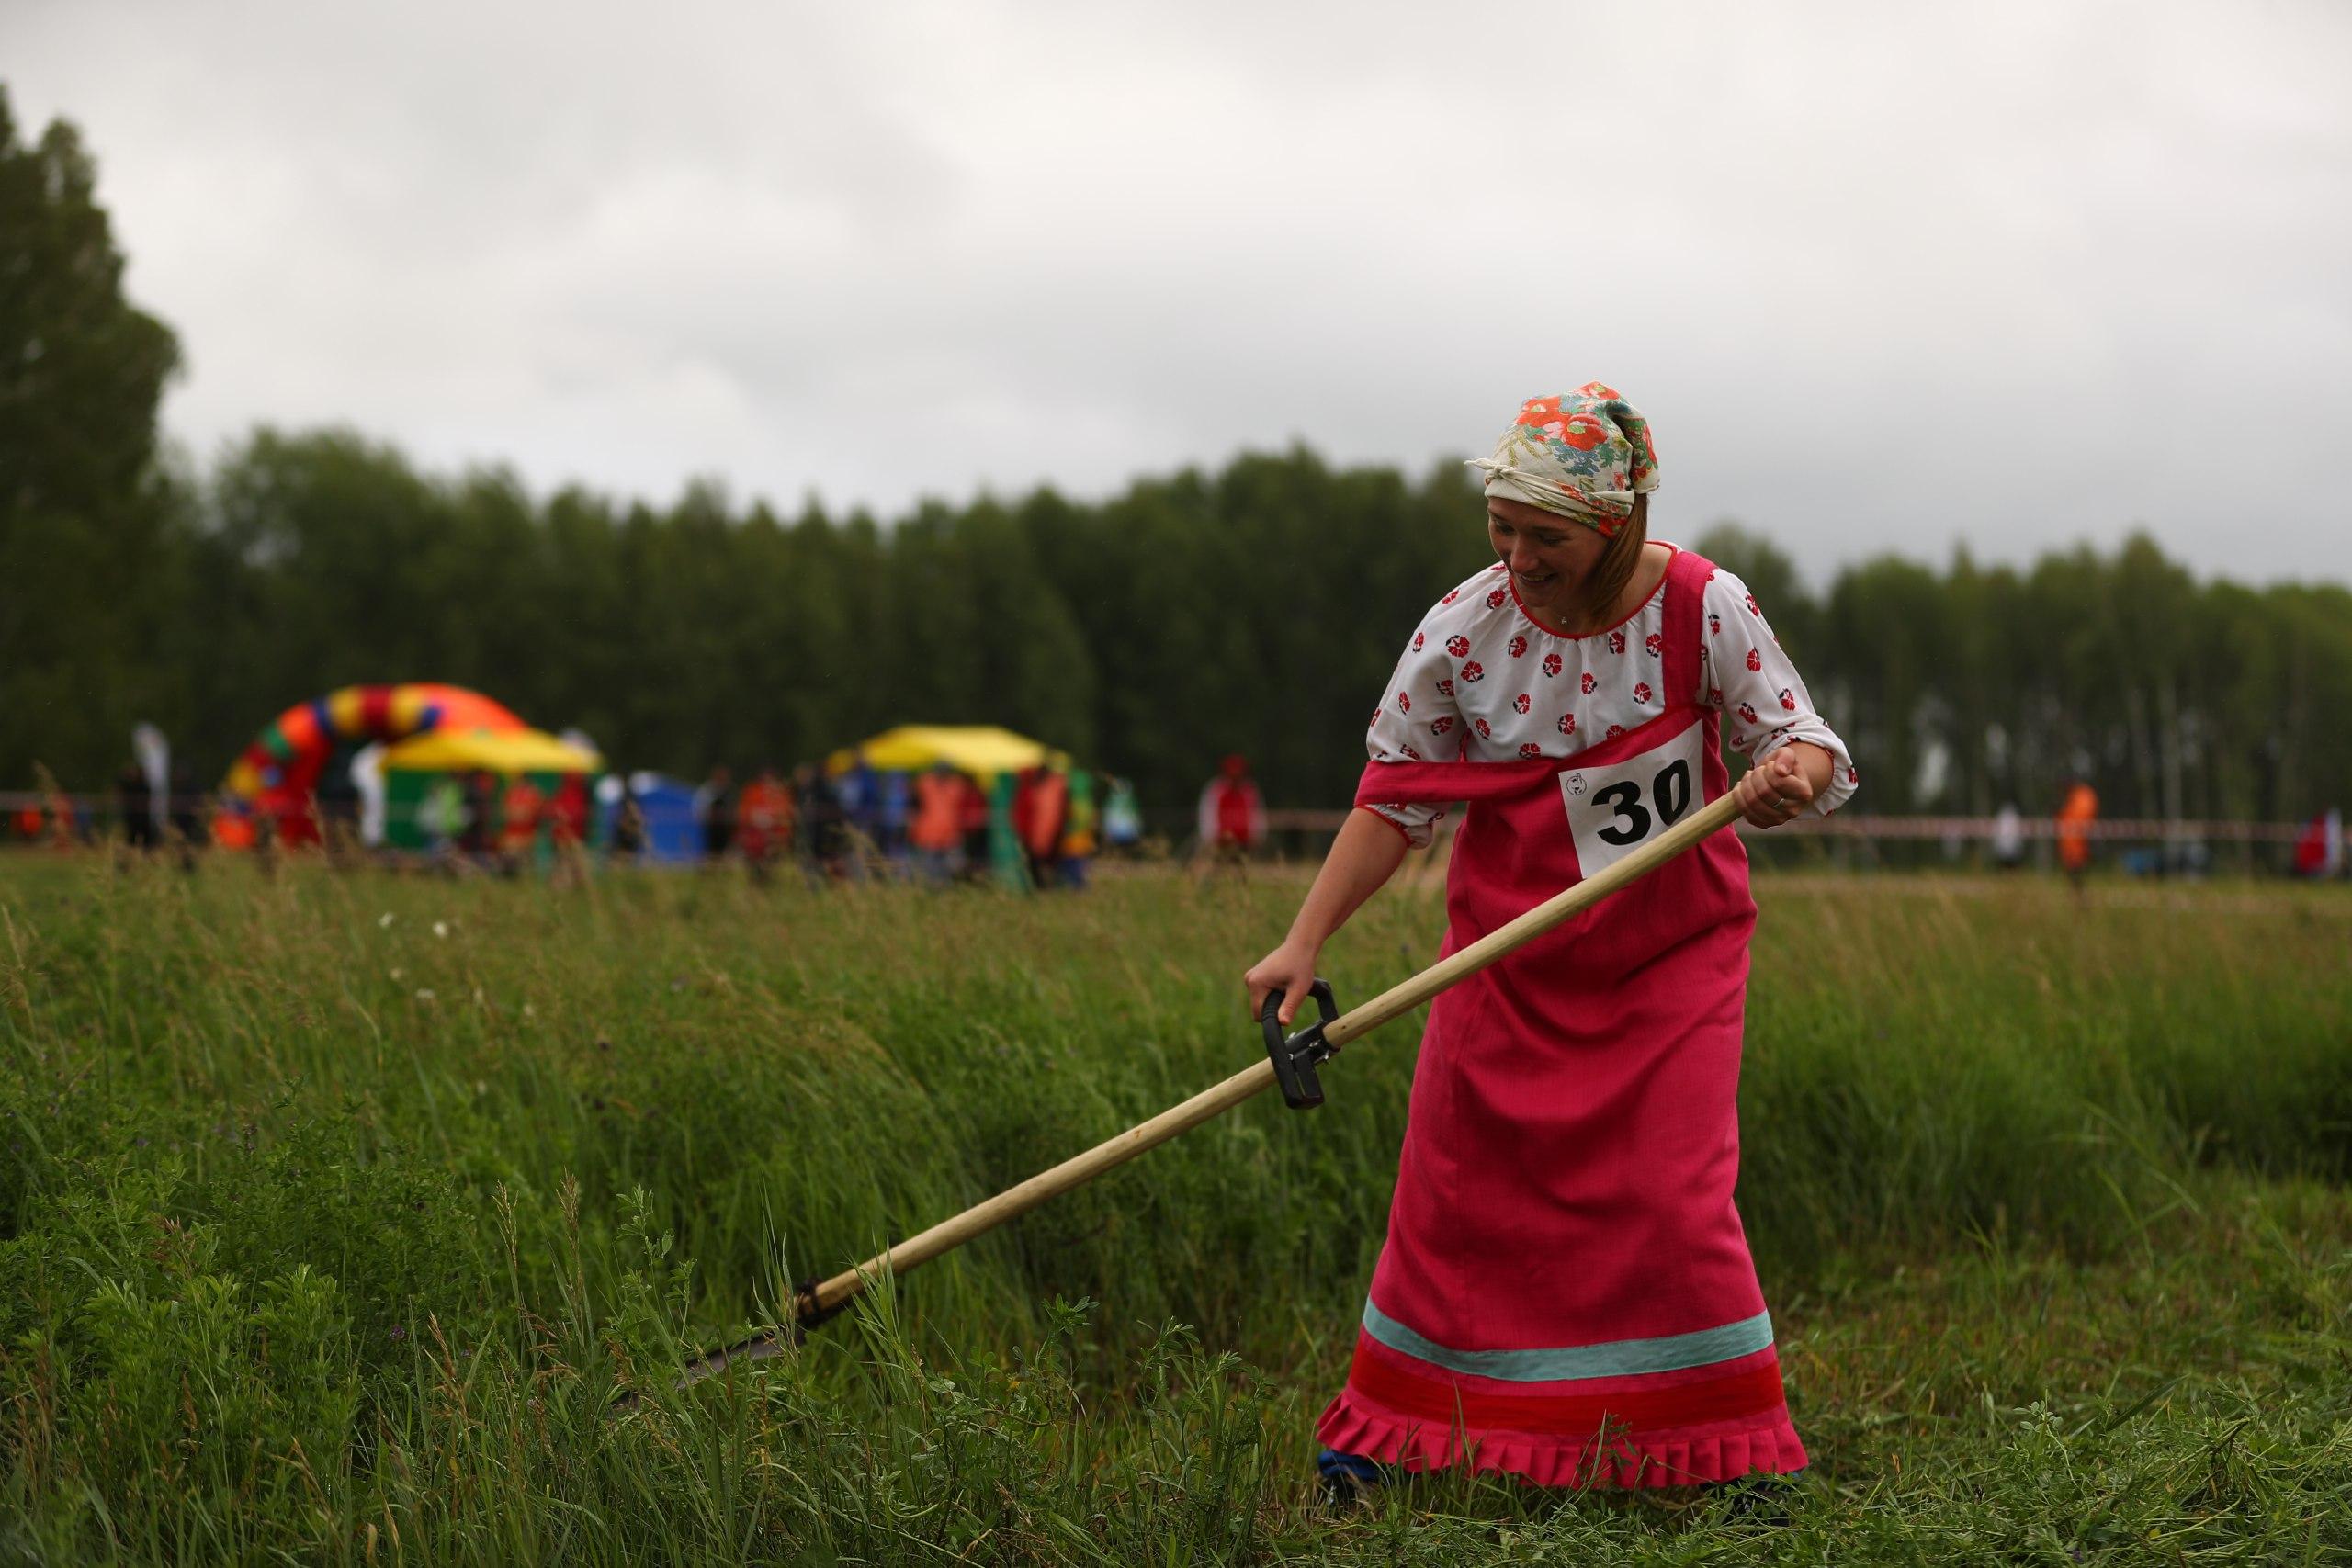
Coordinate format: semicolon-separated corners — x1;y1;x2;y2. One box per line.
6;86;2348;828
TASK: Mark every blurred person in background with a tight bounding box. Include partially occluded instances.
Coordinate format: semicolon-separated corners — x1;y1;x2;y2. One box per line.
1057;767;1098;891
116;760;156;852
1102;774;1143;854
877;766;912;874
549;773;593;886
910;761;968;885
2291;807;2343;879
500;773;545;877
1991;801;2026;870
1196;754;1265;874
695;765;736;866
2055;778;2098;893
167;763;203;870
460;770;499;868
417;773;467;867
794;764;848;882
735;765;794;886
958;766;993;879
611;780;647;864
1014;754;1070;889
836;749;880;876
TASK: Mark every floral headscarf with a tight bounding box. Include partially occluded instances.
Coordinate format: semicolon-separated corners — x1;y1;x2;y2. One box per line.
1467;382;1660;536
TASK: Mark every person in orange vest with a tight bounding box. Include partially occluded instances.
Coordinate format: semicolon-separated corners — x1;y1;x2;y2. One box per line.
2054;778;2098;893
501;773;545;877
910;761;968;885
1014;756;1071;890
735;766;795;885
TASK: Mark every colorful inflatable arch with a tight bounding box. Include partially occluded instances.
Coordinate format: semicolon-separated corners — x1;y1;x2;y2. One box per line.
221;683;526;845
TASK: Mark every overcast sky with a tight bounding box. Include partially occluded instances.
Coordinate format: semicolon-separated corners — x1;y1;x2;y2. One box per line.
10;0;2350;583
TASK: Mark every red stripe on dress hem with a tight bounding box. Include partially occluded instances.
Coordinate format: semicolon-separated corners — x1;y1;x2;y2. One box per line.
1345;1331;1787;1435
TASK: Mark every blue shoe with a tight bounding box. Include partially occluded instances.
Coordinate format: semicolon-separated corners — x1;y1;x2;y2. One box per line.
1317;1448;1387;1511
1713;1466;1807;1523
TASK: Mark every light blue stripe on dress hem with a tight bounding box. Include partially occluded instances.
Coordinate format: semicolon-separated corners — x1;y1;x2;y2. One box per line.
1362;1298;1774;1382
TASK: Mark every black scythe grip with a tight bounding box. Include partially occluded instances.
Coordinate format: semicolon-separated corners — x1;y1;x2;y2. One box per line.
1261;979;1341;1110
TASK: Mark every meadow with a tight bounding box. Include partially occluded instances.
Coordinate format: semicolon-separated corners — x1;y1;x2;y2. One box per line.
1;854;2348;1564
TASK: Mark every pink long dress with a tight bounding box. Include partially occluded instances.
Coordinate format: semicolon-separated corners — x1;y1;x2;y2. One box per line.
1318;547;1806;1487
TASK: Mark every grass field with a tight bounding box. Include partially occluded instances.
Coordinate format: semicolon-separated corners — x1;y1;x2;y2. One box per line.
2;855;2348;1563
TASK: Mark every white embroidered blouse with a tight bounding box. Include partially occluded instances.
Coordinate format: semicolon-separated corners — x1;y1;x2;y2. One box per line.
1363;547;1859;847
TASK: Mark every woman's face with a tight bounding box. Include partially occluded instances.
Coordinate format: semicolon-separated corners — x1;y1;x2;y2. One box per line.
1487;495;1607;620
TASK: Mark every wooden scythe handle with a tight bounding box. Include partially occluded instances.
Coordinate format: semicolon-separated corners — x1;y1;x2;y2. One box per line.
791;788;1744;1324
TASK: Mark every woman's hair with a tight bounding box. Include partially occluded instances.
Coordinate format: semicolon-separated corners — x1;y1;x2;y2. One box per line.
1576;493;1649;624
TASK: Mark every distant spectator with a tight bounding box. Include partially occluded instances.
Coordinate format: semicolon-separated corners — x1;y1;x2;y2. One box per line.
167;763;204;870
550;774;591;850
1197;754;1266;871
695;766;736;864
736;766;795;886
795;764;849;881
1014;756;1071;889
460;770;499;864
549;773;593;886
1102;775;1143;853
910;761;968;885
2055;779;2098;893
1991;802;2025;870
117;761;157;852
417;774;467;863
1057;768;1098;891
501;773;546;876
2293;808;2344;879
611;781;647;863
986;770;1026;889
876;766;912;871
837;749;881;875
959;767;993;877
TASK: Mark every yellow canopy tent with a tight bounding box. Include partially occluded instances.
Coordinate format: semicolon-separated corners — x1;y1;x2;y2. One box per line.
826;725;1049;779
381;727;603;774
378;728;604;851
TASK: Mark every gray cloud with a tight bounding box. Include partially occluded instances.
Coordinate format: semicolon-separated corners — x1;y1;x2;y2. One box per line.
10;0;2350;581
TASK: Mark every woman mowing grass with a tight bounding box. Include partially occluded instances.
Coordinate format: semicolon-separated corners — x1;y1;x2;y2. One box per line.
1245;385;1858;1495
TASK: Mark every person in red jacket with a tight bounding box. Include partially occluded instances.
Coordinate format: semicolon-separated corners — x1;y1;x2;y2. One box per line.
500;774;545;877
1196;754;1266;873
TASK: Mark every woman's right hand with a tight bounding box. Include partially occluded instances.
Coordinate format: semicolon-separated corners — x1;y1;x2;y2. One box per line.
1245;939;1324;1027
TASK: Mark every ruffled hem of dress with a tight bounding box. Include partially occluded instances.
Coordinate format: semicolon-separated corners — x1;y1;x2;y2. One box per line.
1316;1392;1808;1490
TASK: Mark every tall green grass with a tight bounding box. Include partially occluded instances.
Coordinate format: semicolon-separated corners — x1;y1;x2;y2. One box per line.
1;859;2346;1562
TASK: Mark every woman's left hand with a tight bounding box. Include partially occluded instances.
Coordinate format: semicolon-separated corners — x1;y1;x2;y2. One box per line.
1735;745;1825;829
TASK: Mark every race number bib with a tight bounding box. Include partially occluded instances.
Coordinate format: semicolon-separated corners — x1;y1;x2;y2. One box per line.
1556;723;1708;877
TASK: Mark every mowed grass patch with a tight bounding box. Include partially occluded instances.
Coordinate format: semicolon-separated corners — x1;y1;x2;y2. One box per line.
0;856;2346;1562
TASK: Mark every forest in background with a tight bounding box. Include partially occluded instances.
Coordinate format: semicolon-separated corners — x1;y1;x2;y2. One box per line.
7;85;2350;823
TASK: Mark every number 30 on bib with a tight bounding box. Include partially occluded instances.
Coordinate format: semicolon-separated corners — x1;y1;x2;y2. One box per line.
1556;723;1708;876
